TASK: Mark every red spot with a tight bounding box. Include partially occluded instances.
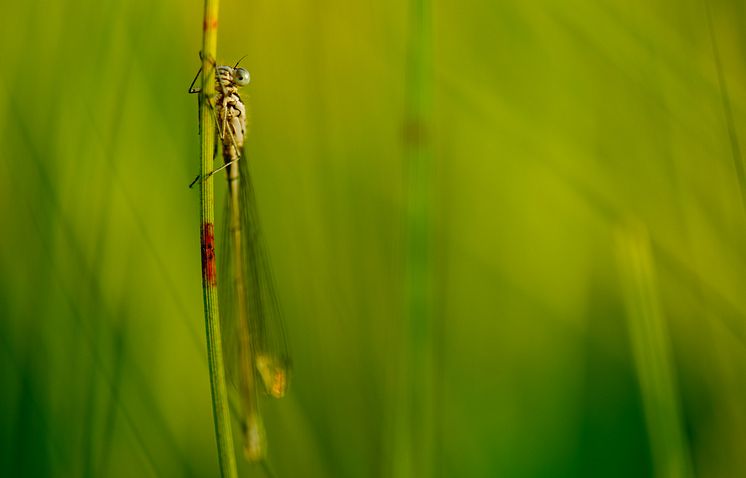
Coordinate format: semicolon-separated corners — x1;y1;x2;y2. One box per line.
202;223;217;286
402;118;427;146
203;17;218;31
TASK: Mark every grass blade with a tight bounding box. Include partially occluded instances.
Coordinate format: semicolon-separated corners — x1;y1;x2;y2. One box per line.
615;220;694;478
196;0;239;476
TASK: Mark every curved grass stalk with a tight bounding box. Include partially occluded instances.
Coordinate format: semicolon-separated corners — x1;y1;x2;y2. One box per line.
197;0;239;476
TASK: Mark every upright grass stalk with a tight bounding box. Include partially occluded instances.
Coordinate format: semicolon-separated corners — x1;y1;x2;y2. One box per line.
198;1;238;477
393;0;434;475
615;221;693;478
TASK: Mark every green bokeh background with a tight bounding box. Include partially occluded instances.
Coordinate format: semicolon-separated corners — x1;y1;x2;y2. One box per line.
1;0;746;476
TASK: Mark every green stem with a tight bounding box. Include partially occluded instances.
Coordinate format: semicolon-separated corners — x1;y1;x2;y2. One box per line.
198;1;238;477
394;0;434;475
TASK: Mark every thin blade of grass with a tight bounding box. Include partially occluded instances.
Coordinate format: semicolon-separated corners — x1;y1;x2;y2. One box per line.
393;0;435;475
197;1;239;476
615;220;694;478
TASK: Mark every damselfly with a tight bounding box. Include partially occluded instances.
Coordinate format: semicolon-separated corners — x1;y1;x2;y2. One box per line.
189;55;290;462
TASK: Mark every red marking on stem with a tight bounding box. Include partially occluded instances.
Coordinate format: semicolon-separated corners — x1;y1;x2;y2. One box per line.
402;118;427;147
202;223;217;286
203;17;218;31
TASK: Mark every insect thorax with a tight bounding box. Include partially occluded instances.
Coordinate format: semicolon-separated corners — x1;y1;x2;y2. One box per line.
215;66;247;162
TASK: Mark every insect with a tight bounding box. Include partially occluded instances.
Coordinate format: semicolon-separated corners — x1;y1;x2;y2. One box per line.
189;54;290;462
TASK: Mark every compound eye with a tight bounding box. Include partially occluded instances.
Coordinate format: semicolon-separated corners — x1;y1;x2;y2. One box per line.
234;68;251;86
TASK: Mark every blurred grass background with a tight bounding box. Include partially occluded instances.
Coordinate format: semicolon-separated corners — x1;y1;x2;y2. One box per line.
1;0;746;476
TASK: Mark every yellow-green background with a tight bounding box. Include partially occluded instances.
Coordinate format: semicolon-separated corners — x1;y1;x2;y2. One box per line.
1;0;745;476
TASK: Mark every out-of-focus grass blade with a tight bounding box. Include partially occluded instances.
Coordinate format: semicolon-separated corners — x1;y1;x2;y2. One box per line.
615;220;694;478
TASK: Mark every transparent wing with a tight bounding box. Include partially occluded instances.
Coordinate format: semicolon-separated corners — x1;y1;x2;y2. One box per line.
238;154;291;398
218;150;290;400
